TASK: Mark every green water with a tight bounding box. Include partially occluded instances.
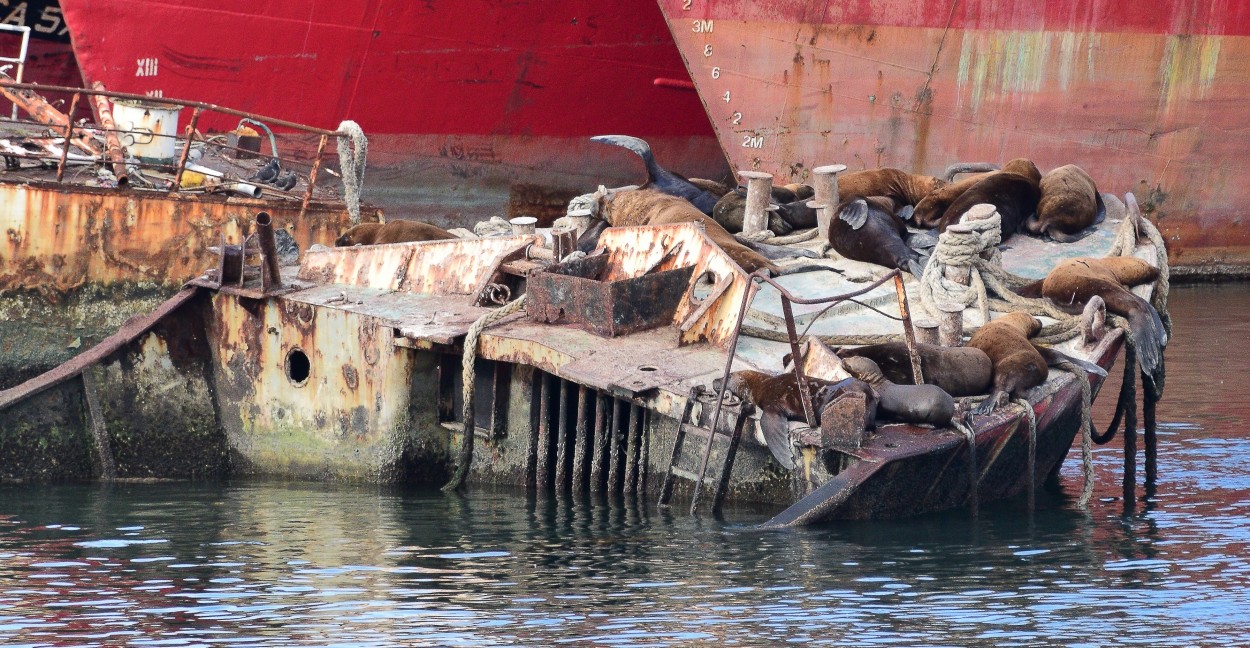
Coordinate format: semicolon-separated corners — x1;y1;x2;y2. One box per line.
1;283;1248;646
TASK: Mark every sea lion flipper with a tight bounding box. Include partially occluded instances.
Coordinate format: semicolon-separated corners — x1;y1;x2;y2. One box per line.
896;204;915;221
740;238;821;260
1094;190;1107;225
1047;227;1096;243
1034;345;1108;378
907;258;925;279
839;199;870;229
759;411;796;471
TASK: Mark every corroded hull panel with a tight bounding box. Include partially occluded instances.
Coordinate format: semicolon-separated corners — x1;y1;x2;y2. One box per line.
658;0;1250;273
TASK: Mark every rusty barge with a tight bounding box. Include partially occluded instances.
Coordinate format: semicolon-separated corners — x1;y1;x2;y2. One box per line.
0;177;1164;520
0;80;378;388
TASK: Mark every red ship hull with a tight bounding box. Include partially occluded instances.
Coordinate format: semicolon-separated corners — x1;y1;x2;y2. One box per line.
658;0;1250;275
56;0;726;225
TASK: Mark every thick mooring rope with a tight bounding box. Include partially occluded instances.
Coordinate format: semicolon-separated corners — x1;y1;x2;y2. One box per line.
1014;397;1039;511
952;417;980;517
1050;359;1096;507
442;294;528;492
336;120;368;225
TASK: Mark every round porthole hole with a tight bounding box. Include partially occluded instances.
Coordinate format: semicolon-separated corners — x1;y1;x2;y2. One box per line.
286;348;311;386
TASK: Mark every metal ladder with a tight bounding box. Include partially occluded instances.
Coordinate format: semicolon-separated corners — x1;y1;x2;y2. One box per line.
658;387;755;515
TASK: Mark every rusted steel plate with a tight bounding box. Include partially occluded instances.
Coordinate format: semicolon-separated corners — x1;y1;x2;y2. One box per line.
297;235;537;295
527;254;696;337
0;287;200;410
659;0;1250;270
288;284;496;345
594;223;750;348
0;182;367;296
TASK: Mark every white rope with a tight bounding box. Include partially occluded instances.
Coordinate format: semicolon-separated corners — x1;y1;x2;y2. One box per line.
1014;397;1038;512
336;120;368;225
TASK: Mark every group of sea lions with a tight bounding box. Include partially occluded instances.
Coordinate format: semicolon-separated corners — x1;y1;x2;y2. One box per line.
723;253;1165;469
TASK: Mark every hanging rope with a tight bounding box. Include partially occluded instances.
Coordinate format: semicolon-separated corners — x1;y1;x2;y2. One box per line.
952;417;980;517
1050;359;1096;507
442;294;528;492
336;120;368;225
1014;397;1038;511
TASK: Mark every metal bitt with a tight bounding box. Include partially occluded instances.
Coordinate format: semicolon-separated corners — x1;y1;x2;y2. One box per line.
809;164;848;240
254;211;283;291
738;170;774;236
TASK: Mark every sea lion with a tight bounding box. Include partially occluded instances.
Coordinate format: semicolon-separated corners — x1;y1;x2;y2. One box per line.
335;220;457;246
842;356;956;427
712;187;796;235
587;189;826;275
966;311;1049;414
591;135;723;214
934;161;1043;238
1026;164;1106;242
837;168;945;206
916;158;1040;230
828;197;923;276
1028;256;1166;379
835;341;992;397
722;370;876;469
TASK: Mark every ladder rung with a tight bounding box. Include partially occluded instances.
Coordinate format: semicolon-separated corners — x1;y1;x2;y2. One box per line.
670;466;718;485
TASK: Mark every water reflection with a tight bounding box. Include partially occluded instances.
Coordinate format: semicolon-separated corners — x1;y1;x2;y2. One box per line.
1;284;1248;645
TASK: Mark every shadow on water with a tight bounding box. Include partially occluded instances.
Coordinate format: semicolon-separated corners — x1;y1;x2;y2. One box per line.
1;284;1249;645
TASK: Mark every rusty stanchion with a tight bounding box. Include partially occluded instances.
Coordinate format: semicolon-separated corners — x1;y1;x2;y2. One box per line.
893;273;925;385
171;107;203;191
299;134;329;222
88;82;128;186
55;92;82;183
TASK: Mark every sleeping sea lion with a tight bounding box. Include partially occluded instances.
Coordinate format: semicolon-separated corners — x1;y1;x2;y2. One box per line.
1028;256;1166;380
837;168;945;206
591;135;723;214
835;341;993;397
1026;164;1106;242
587;189;827;275
336;220;457;246
842;356;956;427
828;197;923;276
966;311;1049;414
915;158;1039;230
934;159;1043;238
712;187;796;235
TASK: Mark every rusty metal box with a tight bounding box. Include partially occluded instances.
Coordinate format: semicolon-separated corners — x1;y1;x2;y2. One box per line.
526;254;695;337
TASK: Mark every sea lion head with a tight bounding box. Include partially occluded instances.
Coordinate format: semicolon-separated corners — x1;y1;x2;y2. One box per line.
1002;158;1042;185
842;356;889;388
999;311;1042;337
335;222;383;247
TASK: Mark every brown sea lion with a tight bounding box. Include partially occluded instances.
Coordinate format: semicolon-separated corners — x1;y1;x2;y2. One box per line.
336;220;457;247
966;312;1049;414
934;161;1043;239
590;189;826;275
1026;165;1105;242
722;370;876;469
828;197;923;276
688;177;735;198
914;158;1039;229
835;341;993;397
712;188;796;235
837;168;945;206
1029;256;1166;379
591;135;722;214
842;356;956;427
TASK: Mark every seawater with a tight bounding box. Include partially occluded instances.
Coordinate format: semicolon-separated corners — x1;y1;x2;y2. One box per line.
2;283;1248;647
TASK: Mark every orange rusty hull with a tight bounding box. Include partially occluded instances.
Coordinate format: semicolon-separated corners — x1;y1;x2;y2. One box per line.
658;0;1250;275
0;182;368;386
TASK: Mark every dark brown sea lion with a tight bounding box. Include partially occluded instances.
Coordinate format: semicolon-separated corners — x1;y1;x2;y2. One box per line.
591;135;723;214
712;188;797;235
966;311;1049;414
915;158;1040;230
1030;256;1166;379
1026;164;1105;242
842;356;956;426
722;370;876;469
835;341;993;397
336;220;457;247
934;161;1043;239
837;168;945;206
828;197;922;276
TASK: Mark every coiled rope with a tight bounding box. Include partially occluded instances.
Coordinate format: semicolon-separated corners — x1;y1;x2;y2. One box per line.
336;120;368;224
